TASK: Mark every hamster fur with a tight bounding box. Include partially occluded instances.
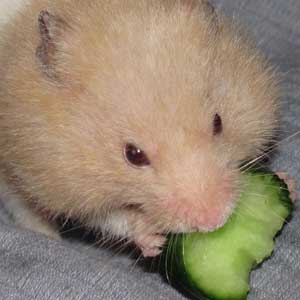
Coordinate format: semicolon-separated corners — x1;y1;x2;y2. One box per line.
0;0;279;256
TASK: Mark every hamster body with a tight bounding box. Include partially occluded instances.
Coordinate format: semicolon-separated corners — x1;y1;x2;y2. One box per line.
0;0;278;256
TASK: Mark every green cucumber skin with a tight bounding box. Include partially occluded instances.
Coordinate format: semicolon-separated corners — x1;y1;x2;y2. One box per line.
164;171;293;300
165;234;247;300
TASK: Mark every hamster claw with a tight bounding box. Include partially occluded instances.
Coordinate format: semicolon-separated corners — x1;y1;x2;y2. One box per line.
134;234;166;258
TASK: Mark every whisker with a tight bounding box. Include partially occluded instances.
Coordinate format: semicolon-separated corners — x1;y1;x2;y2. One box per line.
59;224;87;235
129;251;143;273
234;193;290;225
240;130;300;172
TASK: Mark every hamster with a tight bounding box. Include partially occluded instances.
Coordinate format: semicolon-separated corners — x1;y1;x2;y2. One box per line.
0;0;279;257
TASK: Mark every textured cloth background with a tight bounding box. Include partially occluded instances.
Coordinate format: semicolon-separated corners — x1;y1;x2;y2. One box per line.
0;0;299;299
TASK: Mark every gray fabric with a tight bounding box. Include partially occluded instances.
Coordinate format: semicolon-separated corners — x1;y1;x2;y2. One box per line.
0;0;300;299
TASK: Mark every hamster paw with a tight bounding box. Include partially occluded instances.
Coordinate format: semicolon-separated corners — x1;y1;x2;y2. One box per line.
125;210;166;257
276;172;297;202
133;233;166;257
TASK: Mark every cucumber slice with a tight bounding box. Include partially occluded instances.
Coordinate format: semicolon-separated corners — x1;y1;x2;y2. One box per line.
164;171;292;300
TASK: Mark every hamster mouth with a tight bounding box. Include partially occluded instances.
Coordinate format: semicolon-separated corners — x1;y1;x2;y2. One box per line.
160;188;238;234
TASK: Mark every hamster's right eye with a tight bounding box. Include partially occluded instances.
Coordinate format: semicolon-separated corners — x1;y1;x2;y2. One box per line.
213;113;223;136
124;143;151;168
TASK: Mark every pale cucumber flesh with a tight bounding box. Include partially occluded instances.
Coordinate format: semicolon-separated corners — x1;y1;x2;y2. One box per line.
165;171;292;300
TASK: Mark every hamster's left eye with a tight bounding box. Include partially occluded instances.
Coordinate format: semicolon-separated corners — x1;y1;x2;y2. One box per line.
124;143;151;168
213;113;223;136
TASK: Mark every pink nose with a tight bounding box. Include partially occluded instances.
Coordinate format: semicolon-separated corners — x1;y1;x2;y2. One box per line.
190;209;230;232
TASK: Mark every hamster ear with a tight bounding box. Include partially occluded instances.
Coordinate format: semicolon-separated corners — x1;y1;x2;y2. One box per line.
181;0;218;22
202;0;217;16
181;0;215;12
36;10;68;79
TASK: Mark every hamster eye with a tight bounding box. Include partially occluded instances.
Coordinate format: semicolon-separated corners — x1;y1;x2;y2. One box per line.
124;143;151;167
213;113;223;136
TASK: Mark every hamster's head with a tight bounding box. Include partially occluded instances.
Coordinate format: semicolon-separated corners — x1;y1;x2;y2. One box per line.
1;1;279;235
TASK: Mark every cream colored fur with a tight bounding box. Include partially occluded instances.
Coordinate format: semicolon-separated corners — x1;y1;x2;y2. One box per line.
0;0;279;255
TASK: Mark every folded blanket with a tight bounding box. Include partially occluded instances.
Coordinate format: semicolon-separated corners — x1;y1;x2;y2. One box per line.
0;0;299;299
